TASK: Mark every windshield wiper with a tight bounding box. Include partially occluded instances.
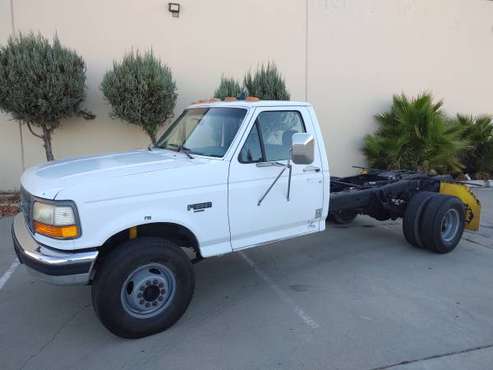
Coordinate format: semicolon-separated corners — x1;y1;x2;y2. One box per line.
178;144;194;159
160;143;194;159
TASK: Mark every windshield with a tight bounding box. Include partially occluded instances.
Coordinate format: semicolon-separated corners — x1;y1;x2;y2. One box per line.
156;107;247;157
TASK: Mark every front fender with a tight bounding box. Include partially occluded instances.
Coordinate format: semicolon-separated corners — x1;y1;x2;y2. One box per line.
72;185;232;258
96;208;202;247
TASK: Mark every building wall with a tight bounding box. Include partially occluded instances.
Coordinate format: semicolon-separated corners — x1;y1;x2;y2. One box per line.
0;0;492;190
308;0;493;170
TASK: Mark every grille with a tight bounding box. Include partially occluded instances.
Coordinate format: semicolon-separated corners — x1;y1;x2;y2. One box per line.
20;187;33;232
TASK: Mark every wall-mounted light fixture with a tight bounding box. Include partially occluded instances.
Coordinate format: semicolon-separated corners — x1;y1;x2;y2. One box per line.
168;2;180;17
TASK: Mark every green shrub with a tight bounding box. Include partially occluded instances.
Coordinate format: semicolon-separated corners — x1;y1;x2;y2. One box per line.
454;114;493;177
213;76;242;100
0;33;93;161
243;62;290;100
363;93;467;174
101;50;177;144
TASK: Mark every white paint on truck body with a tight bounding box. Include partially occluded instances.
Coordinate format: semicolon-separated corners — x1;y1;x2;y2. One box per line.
19;101;331;258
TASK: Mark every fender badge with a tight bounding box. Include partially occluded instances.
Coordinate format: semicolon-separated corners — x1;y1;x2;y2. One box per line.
187;202;212;212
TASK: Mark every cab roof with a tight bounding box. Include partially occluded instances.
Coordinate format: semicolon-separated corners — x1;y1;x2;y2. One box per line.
188;100;312;109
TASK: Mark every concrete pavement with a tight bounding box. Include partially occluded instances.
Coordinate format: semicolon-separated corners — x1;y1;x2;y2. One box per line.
0;189;492;370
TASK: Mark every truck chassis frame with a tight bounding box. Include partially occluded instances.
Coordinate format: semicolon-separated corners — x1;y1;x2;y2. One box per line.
329;169;480;230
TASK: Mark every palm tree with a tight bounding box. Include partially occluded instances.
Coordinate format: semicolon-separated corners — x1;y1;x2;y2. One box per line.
453;114;493;176
363;93;468;174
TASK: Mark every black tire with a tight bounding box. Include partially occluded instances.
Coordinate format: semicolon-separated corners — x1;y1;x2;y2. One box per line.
92;237;194;338
402;191;436;248
420;194;465;254
329;210;358;225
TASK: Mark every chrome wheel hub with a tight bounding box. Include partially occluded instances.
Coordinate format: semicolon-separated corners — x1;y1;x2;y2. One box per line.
441;208;460;242
121;263;176;318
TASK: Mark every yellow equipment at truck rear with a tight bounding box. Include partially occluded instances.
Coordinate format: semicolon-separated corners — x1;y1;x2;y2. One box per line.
440;182;481;231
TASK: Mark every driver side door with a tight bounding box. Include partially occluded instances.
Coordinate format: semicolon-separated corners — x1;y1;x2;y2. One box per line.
228;107;324;250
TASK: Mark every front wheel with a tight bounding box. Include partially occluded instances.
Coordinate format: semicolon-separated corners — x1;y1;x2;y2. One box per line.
92;237;194;338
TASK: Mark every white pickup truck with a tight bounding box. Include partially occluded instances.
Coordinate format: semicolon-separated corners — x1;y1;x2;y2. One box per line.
11;100;480;338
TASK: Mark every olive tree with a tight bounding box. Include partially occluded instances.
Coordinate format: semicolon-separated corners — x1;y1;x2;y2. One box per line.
213;76;242;100
0;33;93;161
243;62;290;100
101;50;177;144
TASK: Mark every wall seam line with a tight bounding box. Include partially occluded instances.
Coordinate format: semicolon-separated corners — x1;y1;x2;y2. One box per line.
10;0;25;173
10;0;15;33
304;0;309;102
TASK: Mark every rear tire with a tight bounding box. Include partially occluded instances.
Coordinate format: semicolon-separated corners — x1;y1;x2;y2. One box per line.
92;237;194;338
402;191;435;248
420;195;465;254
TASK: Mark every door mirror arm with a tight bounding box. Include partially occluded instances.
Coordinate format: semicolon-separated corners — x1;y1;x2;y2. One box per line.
255;161;286;168
257;131;315;207
286;149;292;202
257;149;293;206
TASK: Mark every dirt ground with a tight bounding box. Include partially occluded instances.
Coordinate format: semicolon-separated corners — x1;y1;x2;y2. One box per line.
0;192;19;218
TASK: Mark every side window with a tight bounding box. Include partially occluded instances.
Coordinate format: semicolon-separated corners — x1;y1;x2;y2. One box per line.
238;123;263;163
257;111;305;161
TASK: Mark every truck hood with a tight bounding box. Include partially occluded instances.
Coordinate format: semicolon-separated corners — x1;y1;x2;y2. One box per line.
21;149;210;199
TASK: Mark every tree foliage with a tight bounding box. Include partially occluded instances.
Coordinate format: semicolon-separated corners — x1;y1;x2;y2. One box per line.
243;63;290;100
213;76;242;100
101;50;177;144
0;32;91;161
453;114;493;177
363;93;468;174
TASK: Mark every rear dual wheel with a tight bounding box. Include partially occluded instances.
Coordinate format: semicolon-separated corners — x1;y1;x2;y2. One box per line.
402;192;435;248
403;193;465;254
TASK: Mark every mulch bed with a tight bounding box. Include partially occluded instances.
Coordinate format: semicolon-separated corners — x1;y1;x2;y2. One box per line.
0;192;20;217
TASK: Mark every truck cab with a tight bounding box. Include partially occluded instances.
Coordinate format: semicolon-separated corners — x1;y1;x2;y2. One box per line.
12;100;330;337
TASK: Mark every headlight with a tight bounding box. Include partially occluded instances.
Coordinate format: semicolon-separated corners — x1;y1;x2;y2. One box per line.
32;201;80;239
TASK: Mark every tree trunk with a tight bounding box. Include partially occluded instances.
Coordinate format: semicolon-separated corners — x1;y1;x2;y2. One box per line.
41;125;54;161
147;130;157;146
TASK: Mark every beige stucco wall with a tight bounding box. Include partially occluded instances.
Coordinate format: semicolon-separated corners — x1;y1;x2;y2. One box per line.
308;0;493;169
0;0;492;191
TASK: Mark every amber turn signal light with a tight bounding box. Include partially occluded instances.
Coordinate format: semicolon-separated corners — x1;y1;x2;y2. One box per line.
34;221;79;239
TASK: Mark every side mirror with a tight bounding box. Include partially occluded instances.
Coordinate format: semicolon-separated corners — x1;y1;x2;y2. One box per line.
291;133;314;165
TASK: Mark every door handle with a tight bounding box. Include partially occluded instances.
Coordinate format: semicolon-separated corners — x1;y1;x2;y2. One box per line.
303;165;320;173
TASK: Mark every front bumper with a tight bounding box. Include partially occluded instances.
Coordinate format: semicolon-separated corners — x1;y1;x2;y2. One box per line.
11;214;98;285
